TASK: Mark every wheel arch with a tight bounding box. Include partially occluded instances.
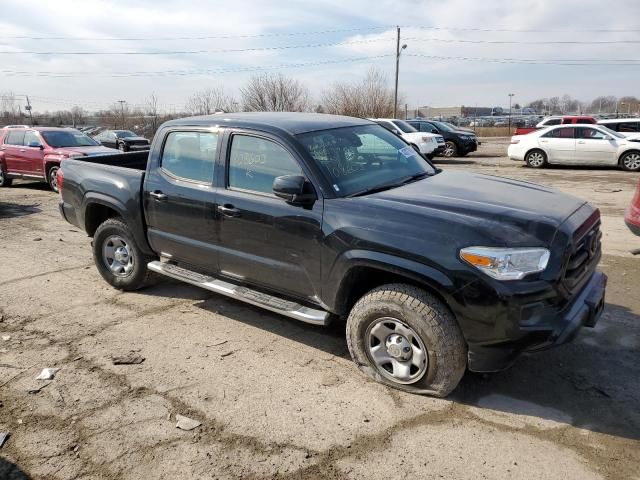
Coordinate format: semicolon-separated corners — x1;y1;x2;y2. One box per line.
329;251;456;317
618;148;640;165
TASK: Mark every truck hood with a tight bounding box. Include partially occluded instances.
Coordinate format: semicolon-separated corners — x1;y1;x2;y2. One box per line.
365;170;586;245
55;146;121;156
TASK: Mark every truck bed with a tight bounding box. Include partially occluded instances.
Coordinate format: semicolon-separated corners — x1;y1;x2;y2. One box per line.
58;151;152;255
73;151;149;170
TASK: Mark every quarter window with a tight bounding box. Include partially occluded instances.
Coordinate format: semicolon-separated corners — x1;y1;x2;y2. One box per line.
161;131;218;183
5;131;25;145
228;135;302;194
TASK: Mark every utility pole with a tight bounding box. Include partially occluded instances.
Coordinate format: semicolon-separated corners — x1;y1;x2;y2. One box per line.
508;93;514;134
25;96;34;126
393;26;407;119
118;100;126;128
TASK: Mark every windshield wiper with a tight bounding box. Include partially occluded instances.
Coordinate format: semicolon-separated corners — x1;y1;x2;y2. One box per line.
346;172;432;198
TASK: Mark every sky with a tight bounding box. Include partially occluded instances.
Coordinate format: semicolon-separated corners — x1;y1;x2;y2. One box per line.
0;0;639;113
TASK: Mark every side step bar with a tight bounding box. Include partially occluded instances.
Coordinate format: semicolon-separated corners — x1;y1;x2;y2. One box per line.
147;261;331;326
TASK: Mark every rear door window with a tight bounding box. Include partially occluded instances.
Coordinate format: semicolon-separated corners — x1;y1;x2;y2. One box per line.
616;122;639;132
24;131;41;147
228;135;302;194
5;131;25;145
543;127;575;138
160;131;218;183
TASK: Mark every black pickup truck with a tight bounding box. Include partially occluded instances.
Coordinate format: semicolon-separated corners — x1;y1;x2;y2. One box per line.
57;112;606;396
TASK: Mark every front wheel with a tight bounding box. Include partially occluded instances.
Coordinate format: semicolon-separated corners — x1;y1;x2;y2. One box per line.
93;218;155;291
525;149;547;168
443;141;458;157
47;165;60;192
620;151;640;172
118;143;127;152
0;167;12;187
346;284;467;397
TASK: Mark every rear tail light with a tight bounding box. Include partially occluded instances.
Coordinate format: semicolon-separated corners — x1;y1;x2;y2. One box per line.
56;168;64;193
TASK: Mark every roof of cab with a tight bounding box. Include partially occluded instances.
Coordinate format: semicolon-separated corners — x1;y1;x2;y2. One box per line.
162;112;374;135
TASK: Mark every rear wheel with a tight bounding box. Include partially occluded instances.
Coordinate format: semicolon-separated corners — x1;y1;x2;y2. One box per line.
47;165;60;192
0;167;12;187
620;151;640;172
525;149;547;168
93;218;155;290
346;284;467;397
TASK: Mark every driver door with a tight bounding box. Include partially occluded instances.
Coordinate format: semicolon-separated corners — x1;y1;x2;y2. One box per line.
575;127;618;165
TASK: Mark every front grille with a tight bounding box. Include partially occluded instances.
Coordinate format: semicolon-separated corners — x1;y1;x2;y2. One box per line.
561;220;602;293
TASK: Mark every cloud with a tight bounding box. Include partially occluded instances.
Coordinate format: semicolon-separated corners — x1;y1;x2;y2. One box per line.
1;0;639;112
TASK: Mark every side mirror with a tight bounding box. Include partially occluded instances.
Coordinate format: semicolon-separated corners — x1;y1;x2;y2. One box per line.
393;129;402;136
430;128;438;134
28;141;43;149
273;175;316;205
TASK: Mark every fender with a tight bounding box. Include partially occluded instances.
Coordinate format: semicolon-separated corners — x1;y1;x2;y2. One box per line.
81;191;154;256
324;249;456;314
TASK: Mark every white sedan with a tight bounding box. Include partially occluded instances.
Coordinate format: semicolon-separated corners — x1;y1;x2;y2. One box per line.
508;124;640;171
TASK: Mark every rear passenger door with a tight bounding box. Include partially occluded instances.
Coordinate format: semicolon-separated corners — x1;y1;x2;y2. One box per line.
143;129;221;273
215;132;323;301
1;130;27;174
539;127;576;163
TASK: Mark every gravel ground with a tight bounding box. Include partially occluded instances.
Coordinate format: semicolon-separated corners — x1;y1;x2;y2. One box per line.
0;139;638;479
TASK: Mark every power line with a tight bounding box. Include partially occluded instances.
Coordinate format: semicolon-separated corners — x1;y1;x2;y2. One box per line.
406;53;640;66
0;26;392;41
0;38;393;55
404;37;640;45
0;55;394;78
409;25;640;33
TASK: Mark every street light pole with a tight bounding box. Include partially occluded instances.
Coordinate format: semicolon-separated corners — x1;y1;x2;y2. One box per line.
393;26;407;118
508;93;514;134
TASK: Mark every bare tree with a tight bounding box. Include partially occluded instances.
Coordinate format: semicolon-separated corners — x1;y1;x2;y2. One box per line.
240;73;310;112
185;87;236;115
0;92;21;124
145;92;161;133
321;68;395;118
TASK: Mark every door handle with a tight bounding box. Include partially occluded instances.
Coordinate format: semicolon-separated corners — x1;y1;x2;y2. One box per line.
540;140;548;143
577;141;586;144
19;149;26;152
149;191;168;201
217;204;241;217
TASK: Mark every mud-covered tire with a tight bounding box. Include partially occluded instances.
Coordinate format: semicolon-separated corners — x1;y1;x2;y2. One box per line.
346;284;467;397
93;218;155;291
0;167;12;187
525;149;547;168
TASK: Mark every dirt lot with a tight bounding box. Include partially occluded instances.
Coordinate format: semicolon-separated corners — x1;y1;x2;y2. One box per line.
1;139;639;479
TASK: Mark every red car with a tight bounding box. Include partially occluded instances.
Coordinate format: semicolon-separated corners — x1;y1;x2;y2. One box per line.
0;126;118;192
625;180;640;236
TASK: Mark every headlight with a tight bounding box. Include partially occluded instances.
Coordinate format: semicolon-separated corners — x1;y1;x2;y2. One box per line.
460;247;550;280
421;136;432;143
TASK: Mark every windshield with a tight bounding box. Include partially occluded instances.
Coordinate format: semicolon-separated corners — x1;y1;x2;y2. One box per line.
391;120;418;133
42;130;99;148
115;130;137;138
297;124;435;197
434;121;455;132
598;126;626;139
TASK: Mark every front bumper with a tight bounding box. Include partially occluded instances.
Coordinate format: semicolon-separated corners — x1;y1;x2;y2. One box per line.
467;271;607;372
624;206;640;236
127;144;150;151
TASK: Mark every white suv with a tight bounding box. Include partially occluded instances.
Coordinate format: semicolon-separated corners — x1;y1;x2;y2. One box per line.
371;118;441;158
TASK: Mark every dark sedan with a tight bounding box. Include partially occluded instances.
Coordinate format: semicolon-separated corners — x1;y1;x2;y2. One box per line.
93;130;150;152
